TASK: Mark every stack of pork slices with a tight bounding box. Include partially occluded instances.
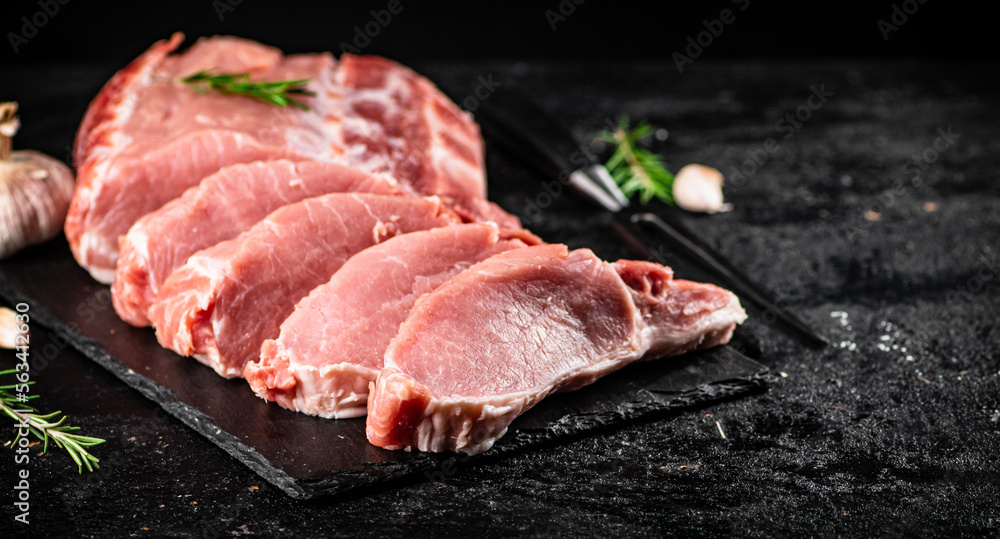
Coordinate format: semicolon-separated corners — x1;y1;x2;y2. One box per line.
66;33;747;455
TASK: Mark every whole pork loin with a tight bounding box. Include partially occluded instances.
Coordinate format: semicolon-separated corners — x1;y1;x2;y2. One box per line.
67;33;504;282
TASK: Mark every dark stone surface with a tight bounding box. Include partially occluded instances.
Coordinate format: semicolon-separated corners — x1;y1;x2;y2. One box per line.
1;58;998;536
0;242;767;499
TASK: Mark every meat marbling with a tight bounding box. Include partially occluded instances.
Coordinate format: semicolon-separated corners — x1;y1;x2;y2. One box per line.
147;193;459;378
245;223;542;418
366;244;747;454
67;33;498;283
112;160;404;327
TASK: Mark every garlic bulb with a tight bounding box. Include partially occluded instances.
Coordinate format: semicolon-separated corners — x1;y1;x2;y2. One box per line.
671;164;732;213
0;102;76;259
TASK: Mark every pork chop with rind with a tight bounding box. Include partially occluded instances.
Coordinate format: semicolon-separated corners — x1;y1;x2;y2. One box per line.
366;245;747;454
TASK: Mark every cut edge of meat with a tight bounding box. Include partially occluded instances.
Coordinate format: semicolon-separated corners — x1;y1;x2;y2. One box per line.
113;226;157;326
245;342;378;419
250;340;378;419
148;263;235;374
66;33;186;280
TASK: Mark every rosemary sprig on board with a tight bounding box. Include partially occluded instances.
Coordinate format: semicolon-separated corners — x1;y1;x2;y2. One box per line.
1;369;105;473
601;116;676;205
181;70;316;110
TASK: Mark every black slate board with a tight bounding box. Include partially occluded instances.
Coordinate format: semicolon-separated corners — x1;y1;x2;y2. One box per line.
0;239;768;499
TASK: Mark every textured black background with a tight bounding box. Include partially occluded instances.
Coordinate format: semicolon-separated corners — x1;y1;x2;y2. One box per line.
1;1;999;537
2;0;995;64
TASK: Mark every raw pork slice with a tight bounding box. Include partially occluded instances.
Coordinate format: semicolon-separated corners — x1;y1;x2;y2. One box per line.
245;223;542;418
112;160;403;327
147;194;459;378
366;245;747;455
67;33;498;282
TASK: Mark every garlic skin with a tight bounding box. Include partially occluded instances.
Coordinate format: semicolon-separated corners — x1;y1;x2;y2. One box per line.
672;164;732;214
0;306;19;349
0;305;29;350
0;150;76;259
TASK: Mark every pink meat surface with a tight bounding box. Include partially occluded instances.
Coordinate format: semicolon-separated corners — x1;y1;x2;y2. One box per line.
112;160;404;327
67;34;327;282
147;194;459;378
333;55;484;206
366;245;747;454
67;33;499;282
245;223;542;418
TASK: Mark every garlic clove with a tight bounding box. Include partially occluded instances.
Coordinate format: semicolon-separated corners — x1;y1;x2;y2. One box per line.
672;164;733;214
0;306;20;349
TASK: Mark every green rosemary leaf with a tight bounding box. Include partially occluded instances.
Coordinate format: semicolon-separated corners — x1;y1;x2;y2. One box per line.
1;370;105;474
600;116;676;205
181;69;316;111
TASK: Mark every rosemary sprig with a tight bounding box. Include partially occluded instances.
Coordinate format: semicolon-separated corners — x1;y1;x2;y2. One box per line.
601;116;676;205
181;70;316;110
1;369;105;473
